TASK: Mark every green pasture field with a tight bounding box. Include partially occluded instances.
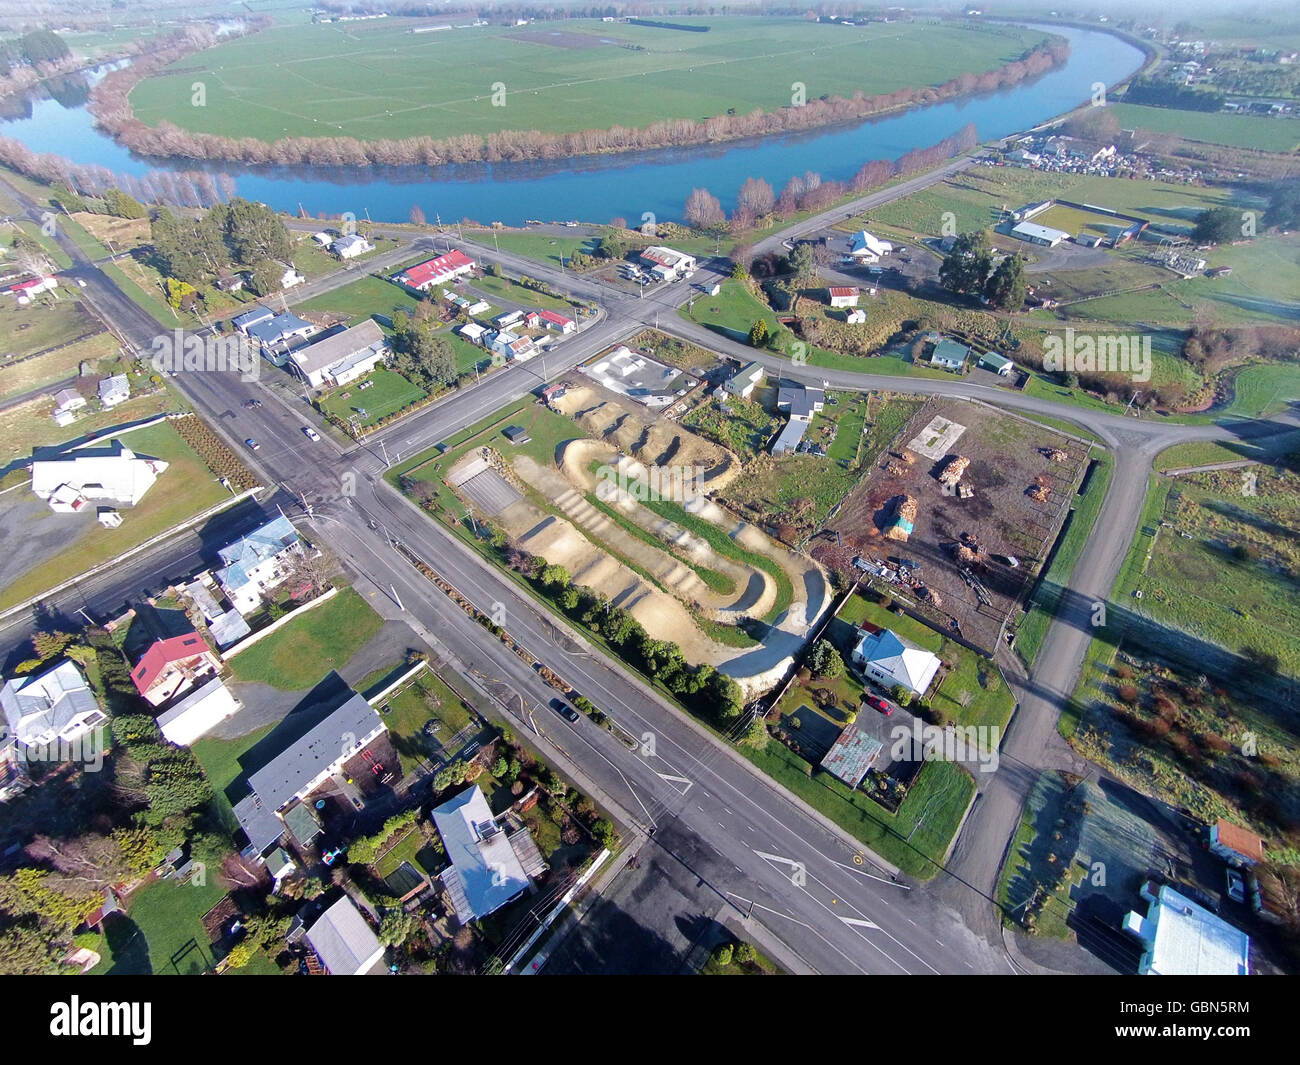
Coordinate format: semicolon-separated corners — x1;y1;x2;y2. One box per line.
126;17;1046;143
1111;102;1300;153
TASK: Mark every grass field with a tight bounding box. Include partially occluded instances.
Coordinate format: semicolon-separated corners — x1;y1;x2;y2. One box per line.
0;332;119;403
295;274;421;323
0;296;104;363
225;586;385;690
1112;101;1300;152
1223;363;1300;419
318;367;427;427
127;18;1046;144
487;231;599;268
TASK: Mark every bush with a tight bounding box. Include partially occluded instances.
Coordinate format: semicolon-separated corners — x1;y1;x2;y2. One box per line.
734;941;755;965
713;943;734;967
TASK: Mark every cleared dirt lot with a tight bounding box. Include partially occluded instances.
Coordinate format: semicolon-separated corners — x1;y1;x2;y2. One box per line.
813;398;1089;654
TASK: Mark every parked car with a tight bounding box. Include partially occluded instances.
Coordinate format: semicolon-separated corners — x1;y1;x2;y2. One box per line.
549;697;580;724
244;438;260;450
302;426;321;441
1226;868;1246;904
865;695;893;716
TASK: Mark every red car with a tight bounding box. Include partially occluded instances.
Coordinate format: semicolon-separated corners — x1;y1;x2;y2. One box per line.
865;695;893;716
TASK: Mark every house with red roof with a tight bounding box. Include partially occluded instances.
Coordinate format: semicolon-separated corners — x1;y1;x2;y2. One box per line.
828;286;860;308
6;275;59;305
130;631;220;707
393;250;476;291
538;309;576;334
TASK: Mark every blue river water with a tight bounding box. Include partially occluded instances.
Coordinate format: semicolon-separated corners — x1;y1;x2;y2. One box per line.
5;23;1144;225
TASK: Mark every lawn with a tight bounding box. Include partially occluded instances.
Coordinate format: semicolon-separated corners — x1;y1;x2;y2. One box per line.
487;231;599;268
318;367;427;427
0;295;105;363
1112;102;1300;152
0;419;232;610
109;873;231;975
127;18;1046;144
295;273;421;323
468;272;576;315
1223;362;1300;419
0;389;181;467
225;587;385;690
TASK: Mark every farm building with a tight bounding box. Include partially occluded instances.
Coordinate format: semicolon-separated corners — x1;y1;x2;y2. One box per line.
1123;882;1250;976
289;319;388;389
846;309;866;324
1011;221;1069;247
828;286;859;308
639;246;696;280
395;249;476;291
850;628;941;697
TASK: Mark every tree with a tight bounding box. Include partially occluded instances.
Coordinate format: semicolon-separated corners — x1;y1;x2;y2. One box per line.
713;943;734;967
1267;182;1300;231
379;911;420;947
409;205;426;226
597;231;625;259
223;197;291;265
939;230;993;295
741;718;768;749
19;29;71;65
984;253;1028;311
491;755;508;778
248;258;283;297
748;318;769;347
736;176;775;217
807;639;844;679
788;241;816;287
1191;206;1245;245
388;312;458;391
734;941;755;965
730;260;749;281
684;187;724;229
592;819;617;849
223;941;255;969
103;188;146;219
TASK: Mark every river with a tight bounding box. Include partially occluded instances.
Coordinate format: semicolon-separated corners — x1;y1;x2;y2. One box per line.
4;23;1144;225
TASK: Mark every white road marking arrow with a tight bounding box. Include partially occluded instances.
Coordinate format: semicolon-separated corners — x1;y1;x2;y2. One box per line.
839;917;880;930
656;772;693;795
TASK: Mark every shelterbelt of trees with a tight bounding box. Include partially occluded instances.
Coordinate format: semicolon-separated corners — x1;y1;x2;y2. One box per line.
84;21;1067;169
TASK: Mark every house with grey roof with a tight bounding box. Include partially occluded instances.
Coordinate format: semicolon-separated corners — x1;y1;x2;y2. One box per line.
1;661;106;750
288;319;387;389
214;513;303;615
432;784;540;924
97;374;130;409
305;896;385;975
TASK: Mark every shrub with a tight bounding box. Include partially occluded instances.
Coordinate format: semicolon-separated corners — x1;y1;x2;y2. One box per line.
713;943;734;967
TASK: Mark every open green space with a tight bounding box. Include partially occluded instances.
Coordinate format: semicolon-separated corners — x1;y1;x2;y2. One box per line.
108;874;230;975
296;273;421;323
318;367;427;427
1223;362;1300;419
0;295;103;363
127;18;1046;144
225;587;385;690
1112;101;1300;152
486;232;598;268
468;272;575;315
0;420;231;610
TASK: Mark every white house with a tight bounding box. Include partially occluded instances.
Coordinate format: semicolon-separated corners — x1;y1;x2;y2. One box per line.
330;234;373;260
433;784;534;923
639;246;696;281
51;387;86;427
155;677;240;747
828;286;859;308
850;231;893;261
491;330;536;363
305;896;386;975
1011;221;1069;247
1123;881;1250;976
458;322;488;345
538;309;576;334
275;261;306;289
31;440;168;514
1;661;106;750
214;513;303;615
6;276;58;304
850;628;941;696
246;312;318;364
289;319;387;389
723;361;765;399
97;374;130;409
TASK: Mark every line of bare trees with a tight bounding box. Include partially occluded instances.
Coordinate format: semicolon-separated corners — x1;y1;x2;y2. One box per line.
85;22;1066;170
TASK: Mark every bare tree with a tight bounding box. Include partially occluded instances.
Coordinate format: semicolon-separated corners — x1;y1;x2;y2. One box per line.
684;187;724;230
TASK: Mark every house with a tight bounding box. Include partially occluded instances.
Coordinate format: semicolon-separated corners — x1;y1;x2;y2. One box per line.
1;661;106;750
493;309;524;329
304;896;386;975
639;245;696;281
849;230;892;260
929;338;970;372
275;262;306;289
491;330;535;363
155;677;240;747
214;273;244;293
330;234;372;260
97;374;130;409
522;310;540;329
538;309;576;334
51;387;86;426
246;312;318;364
129;631;220;707
432;784;534;923
233;692;385;858
1122;881;1249;975
31;440;168;514
1209;819;1266;867
828;286;859;308
723;361;765;399
977;351;1015;376
6;275;58;304
850;628;941;696
394;249;475;291
214;513;303;615
458;322;488;345
311;231;334;246
820;725;884;788
231;305;275;335
288;320;387;389
776;380;825;422
1011;221;1069;247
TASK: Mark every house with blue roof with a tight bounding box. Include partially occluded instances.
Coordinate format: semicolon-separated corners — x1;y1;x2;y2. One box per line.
850;627;941;697
215;513;303;615
246;312;318;365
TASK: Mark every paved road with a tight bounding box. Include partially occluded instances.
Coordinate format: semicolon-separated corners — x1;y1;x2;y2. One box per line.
7;163;1291;974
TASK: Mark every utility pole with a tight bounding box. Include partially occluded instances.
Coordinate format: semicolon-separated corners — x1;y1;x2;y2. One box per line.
391;584;404;610
378;437;391;468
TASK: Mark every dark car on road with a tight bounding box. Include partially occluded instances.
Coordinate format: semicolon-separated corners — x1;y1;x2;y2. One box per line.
244;438;260;451
550;697;580;724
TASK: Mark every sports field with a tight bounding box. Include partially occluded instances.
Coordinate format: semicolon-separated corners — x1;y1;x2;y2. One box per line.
1032;202;1140;242
127;17;1047;143
1111;102;1300;153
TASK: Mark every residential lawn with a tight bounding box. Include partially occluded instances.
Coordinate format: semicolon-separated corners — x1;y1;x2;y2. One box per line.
468;272;576;315
318;367;427;427
0;419;232;609
683;278;783;347
0;333;119;402
0;388;181;467
225;587;385;690
375;668;476;746
114;874;230;975
739;741;975;879
682;393;776;460
1111;102;1300;152
995;770;1077;939
295;273;421;323
835;594;1015;731
193;724;275;813
1015;451;1112;668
